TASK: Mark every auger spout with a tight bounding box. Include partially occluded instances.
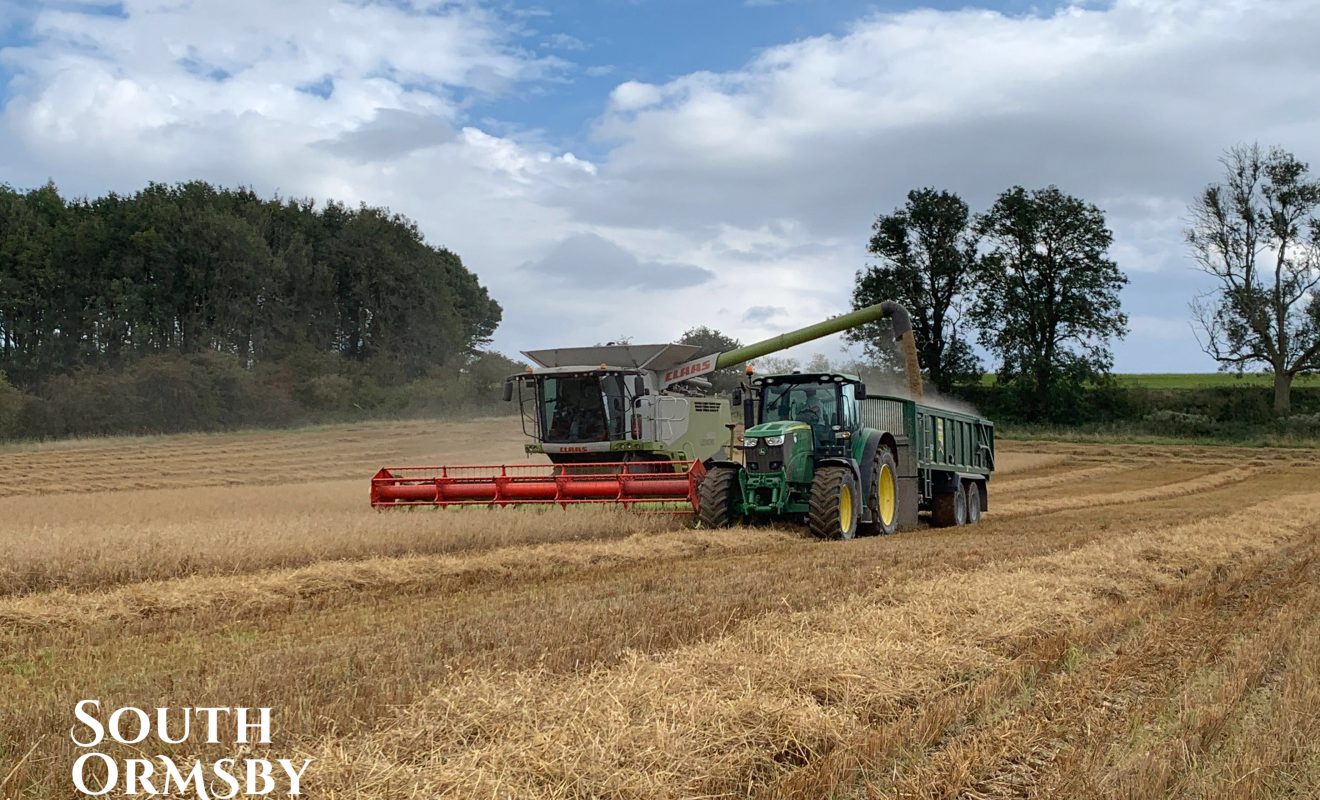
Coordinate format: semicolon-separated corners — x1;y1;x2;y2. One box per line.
879;300;923;400
660;301;923;394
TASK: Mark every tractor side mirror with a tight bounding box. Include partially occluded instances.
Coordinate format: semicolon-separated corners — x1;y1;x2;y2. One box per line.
856;383;867;400
633;376;646;397
731;386;743;405
502;380;514;402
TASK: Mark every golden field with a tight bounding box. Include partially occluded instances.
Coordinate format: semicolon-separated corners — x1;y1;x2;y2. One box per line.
2;417;1319;798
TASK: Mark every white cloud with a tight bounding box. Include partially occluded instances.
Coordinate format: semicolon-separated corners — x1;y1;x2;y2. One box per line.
3;0;1320;370
585;1;1320;233
608;80;664;112
561;0;1320;367
0;0;592;355
543;32;586;51
1;0;552;183
521;232;714;289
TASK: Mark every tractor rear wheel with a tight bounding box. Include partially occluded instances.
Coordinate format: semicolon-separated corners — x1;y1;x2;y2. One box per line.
698;466;741;528
808;466;861;540
858;450;899;536
965;481;981;524
931;481;968;528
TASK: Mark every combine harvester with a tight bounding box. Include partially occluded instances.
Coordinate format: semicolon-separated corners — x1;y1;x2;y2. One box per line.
371;301;995;538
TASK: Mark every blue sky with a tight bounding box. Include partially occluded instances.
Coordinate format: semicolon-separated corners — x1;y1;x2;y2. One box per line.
480;0;1051;153
1;0;1317;373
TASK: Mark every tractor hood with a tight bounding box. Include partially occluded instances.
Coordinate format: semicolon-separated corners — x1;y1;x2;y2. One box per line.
744;421;811;438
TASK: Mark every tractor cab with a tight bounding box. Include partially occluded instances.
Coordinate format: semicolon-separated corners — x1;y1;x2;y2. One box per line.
715;370;895;538
743;372;866;457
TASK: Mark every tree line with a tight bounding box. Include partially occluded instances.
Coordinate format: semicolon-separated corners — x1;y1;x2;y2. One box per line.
0;181;510;437
1;144;1315;440
846;184;1128;422
0;181;501;384
681;187;1135;422
672;144;1319;427
839;144;1320;421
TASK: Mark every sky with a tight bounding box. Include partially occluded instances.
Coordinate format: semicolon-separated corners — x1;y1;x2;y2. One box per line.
1;0;1318;372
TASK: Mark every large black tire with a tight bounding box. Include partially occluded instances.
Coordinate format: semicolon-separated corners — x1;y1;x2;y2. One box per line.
930;481;968;528
698;466;741;528
808;466;861;540
965;481;981;524
858;450;900;536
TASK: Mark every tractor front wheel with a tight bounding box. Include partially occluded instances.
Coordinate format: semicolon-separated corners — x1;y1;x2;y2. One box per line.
698;466;742;528
808;466;861;540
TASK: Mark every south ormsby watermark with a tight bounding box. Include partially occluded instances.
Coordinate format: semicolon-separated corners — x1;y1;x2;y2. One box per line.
70;701;313;798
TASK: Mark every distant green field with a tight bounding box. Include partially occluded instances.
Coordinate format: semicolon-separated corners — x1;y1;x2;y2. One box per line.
1113;373;1320;389
979;373;1320;389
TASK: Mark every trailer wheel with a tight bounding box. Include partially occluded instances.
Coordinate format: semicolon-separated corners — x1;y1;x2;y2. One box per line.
858;451;899;536
965;481;981;524
931;482;968;528
808;466;861;540
697;466;741;528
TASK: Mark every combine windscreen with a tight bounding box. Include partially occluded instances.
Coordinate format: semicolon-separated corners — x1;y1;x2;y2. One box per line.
537;374;628;443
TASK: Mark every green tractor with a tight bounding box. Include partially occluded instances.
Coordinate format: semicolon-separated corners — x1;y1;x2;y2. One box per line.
699;368;995;538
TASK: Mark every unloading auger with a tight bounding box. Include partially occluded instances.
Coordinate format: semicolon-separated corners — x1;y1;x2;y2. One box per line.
370;301;923;512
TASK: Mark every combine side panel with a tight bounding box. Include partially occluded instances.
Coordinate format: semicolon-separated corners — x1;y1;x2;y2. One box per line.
370;461;706;512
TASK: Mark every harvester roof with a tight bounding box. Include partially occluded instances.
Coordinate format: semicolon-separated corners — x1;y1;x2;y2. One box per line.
522;343;703;372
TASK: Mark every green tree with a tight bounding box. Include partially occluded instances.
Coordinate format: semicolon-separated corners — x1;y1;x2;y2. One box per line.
971;186;1128;421
0;370;25;437
0;183;63;383
677;325;743;392
850;188;981;392
0;180;503;402
1188;144;1320;415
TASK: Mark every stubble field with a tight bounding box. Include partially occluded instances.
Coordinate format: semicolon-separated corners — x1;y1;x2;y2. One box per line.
2;417;1319;798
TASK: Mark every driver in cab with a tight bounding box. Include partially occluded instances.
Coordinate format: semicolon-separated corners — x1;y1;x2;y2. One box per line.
796;387;829;427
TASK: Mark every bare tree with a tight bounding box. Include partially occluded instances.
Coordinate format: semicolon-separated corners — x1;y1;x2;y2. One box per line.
1189;144;1320;414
